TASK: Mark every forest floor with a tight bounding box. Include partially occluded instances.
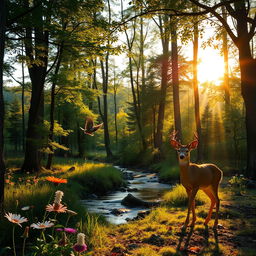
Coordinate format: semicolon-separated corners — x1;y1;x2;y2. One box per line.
93;180;256;256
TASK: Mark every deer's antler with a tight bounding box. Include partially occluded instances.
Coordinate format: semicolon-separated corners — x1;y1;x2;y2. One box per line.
187;132;199;150
170;130;182;149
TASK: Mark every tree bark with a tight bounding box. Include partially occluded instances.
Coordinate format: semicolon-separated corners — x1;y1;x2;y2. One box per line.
154;15;170;150
113;68;118;145
0;0;6;215
234;2;256;179
46;44;63;169
21;42;26;151
22;0;49;173
193;17;203;162
222;5;230;107
100;59;113;158
171;25;182;141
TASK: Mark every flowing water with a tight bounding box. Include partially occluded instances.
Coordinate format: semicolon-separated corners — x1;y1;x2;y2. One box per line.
81;166;171;224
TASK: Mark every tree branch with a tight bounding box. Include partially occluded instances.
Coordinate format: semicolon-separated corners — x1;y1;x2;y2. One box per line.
188;0;238;45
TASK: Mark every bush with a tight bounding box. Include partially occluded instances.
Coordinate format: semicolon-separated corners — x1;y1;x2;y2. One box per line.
163;184;208;207
65;163;124;196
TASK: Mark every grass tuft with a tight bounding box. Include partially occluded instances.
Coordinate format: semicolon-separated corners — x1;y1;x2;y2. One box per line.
163;184;208;207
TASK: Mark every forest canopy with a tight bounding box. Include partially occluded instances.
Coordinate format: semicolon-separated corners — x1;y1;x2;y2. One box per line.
1;0;256;212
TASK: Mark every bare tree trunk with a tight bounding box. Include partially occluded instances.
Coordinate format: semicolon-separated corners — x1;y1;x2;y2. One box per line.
155;39;169;149
113;68;118;145
193;17;203;162
0;0;6;215
21;42;26;151
46;44;63;169
22;0;49;173
222;5;230;108
154;15;170;150
171;25;182;141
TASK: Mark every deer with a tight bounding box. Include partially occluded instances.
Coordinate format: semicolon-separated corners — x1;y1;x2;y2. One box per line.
170;131;223;230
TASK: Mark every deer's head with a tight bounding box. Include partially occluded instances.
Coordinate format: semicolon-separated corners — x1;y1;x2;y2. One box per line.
170;131;198;163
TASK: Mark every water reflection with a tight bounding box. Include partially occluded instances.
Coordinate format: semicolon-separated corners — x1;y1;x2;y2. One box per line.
81;167;171;224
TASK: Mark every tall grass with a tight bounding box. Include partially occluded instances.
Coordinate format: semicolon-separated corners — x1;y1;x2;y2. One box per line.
63;163;124;196
1;160;124;252
163;184;208;207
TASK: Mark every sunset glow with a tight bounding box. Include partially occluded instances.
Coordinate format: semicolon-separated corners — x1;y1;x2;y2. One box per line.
197;48;225;86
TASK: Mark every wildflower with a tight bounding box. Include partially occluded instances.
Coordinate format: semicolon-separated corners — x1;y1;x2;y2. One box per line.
21;206;30;211
73;233;87;253
58;232;68;246
46;203;67;213
64;228;77;234
66;209;78;216
54;190;64;204
46;176;67;185
4;213;28;227
22;226;30;238
30;221;54;229
56;227;77;234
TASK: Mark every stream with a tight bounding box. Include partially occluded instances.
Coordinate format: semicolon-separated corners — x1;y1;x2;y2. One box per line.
81;166;171;224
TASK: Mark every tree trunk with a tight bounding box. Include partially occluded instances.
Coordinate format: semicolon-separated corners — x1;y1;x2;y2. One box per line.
154;15;170;150
22;0;49;173
155;39;169;149
239;50;256;179
21;42;26;151
0;0;6;215
100;59;113;159
171;26;182;141
193;18;203;162
234;2;256;178
113;69;118;145
46;44;63;169
222;5;230;107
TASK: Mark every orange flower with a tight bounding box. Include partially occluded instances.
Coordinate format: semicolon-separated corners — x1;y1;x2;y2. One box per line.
46;203;67;213
45;176;67;184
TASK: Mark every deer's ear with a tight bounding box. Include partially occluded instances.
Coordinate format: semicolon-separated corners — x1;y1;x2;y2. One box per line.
170;140;180;149
188;140;198;150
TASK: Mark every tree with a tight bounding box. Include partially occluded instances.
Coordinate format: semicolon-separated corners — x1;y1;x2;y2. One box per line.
0;0;6;215
121;0;147;150
7;98;22;151
192;8;203;161
187;0;256;178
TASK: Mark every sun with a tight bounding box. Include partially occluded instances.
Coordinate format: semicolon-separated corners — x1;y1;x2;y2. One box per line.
197;48;224;86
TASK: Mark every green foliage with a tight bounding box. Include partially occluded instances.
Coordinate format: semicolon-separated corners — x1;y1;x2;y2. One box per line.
65;163;124;195
163;184;208;207
155;162;180;183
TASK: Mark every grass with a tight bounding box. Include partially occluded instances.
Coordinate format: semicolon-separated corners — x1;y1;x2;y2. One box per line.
152;161;180;183
163;184;209;206
92;182;256;256
0;157;124;254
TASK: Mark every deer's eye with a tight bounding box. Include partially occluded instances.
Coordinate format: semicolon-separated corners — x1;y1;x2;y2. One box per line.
177;149;180;152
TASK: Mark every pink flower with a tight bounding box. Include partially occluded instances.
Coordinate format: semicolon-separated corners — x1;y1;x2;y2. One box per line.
73;233;87;253
64;228;77;234
56;227;77;234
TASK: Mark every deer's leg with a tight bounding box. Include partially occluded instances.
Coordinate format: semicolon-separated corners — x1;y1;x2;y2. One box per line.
211;185;220;229
184;187;198;228
203;188;216;225
189;198;197;226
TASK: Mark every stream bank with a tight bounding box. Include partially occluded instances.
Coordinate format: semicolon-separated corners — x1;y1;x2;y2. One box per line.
81;166;171;224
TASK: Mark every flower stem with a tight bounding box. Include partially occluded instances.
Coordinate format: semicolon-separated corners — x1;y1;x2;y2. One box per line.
22;238;27;256
12;226;16;256
65;214;71;227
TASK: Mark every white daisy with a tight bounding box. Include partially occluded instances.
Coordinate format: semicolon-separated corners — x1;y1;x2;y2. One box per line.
30;221;54;229
4;212;28;227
